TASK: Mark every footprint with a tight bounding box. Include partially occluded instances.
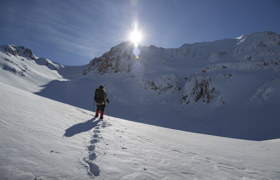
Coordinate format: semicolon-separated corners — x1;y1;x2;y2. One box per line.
90;139;99;144
101;121;111;128
87;145;95;151
89;152;97;160
84;159;100;176
93;134;99;138
94;129;101;133
88;162;100;176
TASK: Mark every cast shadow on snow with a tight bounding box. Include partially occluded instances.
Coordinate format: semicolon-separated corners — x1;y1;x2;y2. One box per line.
36;79;96;111
64;118;101;137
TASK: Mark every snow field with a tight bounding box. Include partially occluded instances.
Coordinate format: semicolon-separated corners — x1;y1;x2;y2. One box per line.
1;81;280;179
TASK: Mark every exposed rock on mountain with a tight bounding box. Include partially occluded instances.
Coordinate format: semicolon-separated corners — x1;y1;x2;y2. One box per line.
1;45;37;60
0;45;63;71
181;75;216;104
83;42;135;75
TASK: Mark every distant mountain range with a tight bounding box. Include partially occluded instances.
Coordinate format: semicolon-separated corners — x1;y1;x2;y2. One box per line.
1;31;280;140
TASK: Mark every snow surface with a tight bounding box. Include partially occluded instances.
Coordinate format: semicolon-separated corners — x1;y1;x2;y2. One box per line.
1;82;280;180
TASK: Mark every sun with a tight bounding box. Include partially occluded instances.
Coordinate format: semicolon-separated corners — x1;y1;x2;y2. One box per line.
129;23;142;47
130;31;142;45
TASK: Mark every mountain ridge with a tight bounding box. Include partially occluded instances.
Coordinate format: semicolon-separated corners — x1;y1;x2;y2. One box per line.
83;31;280;75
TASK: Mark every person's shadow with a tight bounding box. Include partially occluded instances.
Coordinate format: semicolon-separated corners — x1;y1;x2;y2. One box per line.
64;118;101;137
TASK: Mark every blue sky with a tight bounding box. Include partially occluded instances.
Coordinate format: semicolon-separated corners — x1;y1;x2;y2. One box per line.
1;0;280;65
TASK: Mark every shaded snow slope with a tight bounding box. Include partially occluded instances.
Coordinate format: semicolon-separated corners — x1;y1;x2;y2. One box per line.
1;82;280;180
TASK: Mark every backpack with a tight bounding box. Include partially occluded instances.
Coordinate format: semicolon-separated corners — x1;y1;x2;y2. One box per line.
94;88;105;104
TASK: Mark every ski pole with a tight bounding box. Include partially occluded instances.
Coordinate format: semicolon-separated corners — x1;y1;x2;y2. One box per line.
106;105;110;120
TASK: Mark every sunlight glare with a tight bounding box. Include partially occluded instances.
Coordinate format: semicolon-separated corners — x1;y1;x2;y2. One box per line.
129;23;142;47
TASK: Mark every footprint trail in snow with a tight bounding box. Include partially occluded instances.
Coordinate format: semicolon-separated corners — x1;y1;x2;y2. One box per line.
83;118;111;177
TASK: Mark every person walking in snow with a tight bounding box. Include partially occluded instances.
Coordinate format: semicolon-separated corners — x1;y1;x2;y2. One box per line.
94;85;109;119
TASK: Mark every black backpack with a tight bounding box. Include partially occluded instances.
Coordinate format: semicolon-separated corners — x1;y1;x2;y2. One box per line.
94;88;105;103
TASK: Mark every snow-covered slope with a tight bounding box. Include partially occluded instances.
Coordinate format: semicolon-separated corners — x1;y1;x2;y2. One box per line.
1;82;280;180
0;82;94;179
1;31;280;140
0;45;65;92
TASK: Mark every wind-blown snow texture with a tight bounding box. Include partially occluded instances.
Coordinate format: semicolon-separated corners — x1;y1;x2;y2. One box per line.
1;31;280;179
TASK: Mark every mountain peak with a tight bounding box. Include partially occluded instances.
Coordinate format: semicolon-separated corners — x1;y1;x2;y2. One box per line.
0;44;63;74
236;31;280;45
83;42;137;75
0;45;38;60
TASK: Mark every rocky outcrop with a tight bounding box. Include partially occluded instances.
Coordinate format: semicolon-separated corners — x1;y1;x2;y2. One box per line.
144;74;181;95
83;42;135;75
181;75;217;104
0;45;37;60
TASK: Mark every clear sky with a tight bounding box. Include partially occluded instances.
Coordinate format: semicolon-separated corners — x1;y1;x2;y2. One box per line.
1;0;280;65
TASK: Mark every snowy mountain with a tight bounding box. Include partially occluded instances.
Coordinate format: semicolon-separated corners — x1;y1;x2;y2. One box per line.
82;32;280;105
1;31;280;179
1;31;280;140
81;31;280;140
0;45;65;92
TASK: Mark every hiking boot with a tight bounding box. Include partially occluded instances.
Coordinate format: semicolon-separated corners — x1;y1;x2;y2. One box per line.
100;111;104;120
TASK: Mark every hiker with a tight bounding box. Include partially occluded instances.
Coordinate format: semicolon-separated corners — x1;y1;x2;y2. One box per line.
94;85;109;119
